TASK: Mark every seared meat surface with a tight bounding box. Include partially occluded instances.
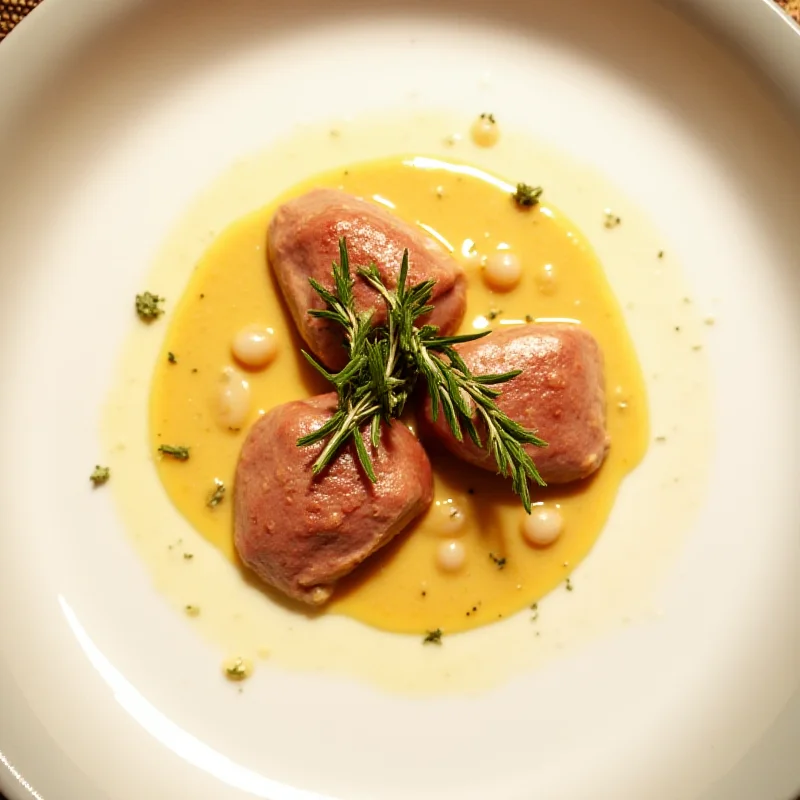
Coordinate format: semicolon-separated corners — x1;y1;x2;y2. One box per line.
235;393;434;604
423;324;609;484
268;188;467;370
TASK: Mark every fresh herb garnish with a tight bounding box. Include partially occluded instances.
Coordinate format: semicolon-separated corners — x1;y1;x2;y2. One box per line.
512;183;543;208
423;628;443;645
135;291;165;321
297;239;546;511
480;112;496;124
167;351;177;364
158;444;190;461
489;552;507;569
207;479;225;508
90;465;110;486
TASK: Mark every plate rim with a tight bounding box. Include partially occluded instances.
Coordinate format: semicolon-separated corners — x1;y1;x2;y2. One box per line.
0;1;799;799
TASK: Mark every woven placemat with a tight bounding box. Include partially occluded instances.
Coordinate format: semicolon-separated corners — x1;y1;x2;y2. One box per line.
1;0;799;41
0;0;38;41
780;0;800;20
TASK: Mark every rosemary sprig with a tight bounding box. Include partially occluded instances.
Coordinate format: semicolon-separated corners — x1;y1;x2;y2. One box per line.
298;238;547;511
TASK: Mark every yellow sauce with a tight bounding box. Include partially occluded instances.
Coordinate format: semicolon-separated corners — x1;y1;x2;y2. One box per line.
150;156;648;635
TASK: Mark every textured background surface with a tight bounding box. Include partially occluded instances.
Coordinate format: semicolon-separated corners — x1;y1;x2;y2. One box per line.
0;0;39;41
779;0;800;21
1;0;799;41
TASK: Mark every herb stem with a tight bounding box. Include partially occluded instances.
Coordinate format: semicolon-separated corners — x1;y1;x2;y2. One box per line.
299;238;546;510
310;394;381;477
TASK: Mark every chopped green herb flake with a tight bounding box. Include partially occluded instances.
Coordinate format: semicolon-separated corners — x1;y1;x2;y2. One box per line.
423;628;443;645
489;552;507;569
158;444;190;460
207;479;226;508
167;352;177;364
90;465;110;486
512;183;543;208
135;291;164;321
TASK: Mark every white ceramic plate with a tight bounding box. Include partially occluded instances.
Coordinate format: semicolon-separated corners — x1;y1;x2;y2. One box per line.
1;1;799;798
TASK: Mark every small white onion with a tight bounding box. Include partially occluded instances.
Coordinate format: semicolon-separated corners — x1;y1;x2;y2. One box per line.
470;115;500;148
522;505;564;547
437;540;466;572
218;367;251;430
232;325;278;369
484;252;522;291
432;499;466;535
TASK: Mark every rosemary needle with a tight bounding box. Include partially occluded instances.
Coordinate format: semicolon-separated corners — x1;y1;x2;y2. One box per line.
298;238;546;512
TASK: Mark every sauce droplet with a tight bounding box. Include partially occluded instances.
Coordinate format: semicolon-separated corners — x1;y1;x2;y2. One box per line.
470;113;500;148
536;263;557;295
222;656;253;681
432;499;466;535
522;505;564;546
232;325;278;368
437;540;466;572
484;252;522;291
217;367;251;430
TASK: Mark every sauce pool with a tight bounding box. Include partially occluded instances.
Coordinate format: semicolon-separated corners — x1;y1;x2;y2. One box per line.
149;155;649;635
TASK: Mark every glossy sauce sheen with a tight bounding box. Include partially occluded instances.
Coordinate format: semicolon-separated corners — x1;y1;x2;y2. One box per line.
150;157;648;634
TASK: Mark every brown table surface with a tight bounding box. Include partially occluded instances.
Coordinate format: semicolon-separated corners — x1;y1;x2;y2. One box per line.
1;0;799;41
0;0;799;799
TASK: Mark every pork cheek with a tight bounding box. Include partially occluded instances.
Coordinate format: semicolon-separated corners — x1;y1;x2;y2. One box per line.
423;324;609;484
268;188;467;370
235;393;434;604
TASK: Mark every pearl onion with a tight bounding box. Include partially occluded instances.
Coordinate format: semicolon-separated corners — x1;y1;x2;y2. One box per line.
432;499;466;535
470;115;500;148
484;252;522;291
232;325;277;368
437;540;466;572
536;263;558;295
218;367;251;430
522;505;564;547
